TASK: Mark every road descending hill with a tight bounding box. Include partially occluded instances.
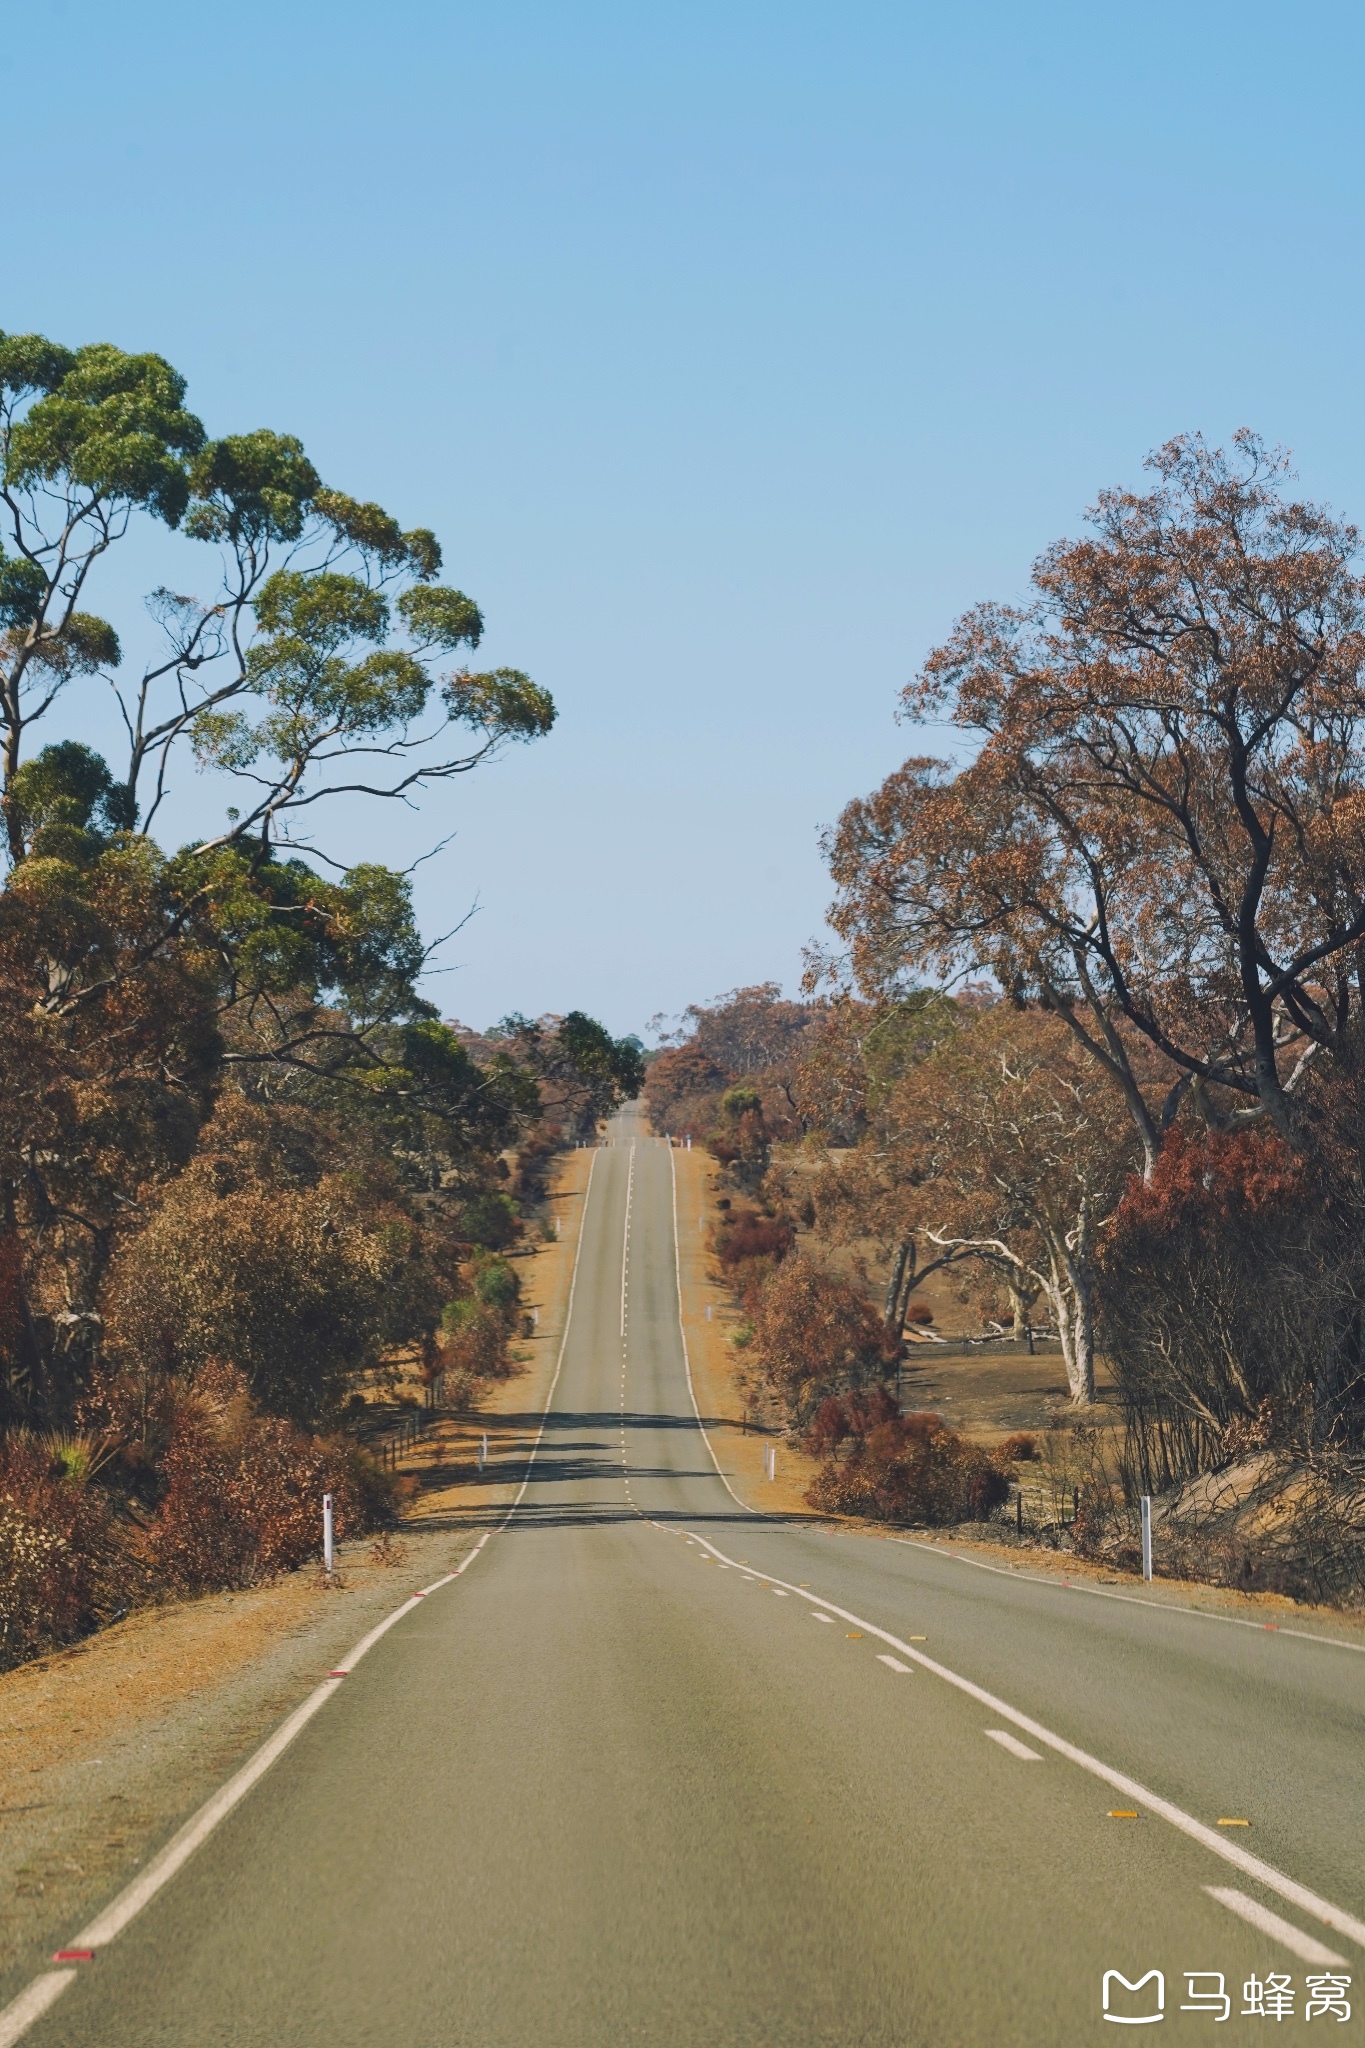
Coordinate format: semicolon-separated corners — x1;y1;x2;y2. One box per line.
9;1108;1364;2046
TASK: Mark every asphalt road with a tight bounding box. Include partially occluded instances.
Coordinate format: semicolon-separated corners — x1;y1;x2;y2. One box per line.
16;1109;1365;2046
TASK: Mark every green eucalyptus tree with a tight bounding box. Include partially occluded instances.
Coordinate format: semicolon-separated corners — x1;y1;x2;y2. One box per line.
0;331;553;864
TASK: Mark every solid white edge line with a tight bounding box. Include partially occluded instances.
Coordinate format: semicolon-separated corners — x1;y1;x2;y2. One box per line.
72;1677;347;1948
684;1527;1365;1952
28;1155;607;2013
499;1146;599;1527
0;1973;77;2047
984;1728;1042;1761
1204;1888;1348;1966
887;1536;1365;1656
669;1143;757;1515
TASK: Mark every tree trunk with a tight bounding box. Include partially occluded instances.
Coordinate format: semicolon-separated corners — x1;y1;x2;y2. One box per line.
884;1240;914;1335
1008;1276;1039;1342
1058;1278;1096;1404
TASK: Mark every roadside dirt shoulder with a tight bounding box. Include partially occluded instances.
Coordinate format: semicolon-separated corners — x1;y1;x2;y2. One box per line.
399;1142;594;1528
0;1145;594;2001
673;1147;814;1517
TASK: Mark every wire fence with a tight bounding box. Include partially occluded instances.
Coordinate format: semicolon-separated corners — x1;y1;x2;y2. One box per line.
372;1372;447;1472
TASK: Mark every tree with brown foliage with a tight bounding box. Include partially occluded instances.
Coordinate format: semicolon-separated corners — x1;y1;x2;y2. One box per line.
649;985;823;1141
744;1254;899;1427
825;433;1365;1172
105;1098;426;1426
642;1040;727;1138
0;833;220;1416
801;992;964;1335
1098;1126;1346;1481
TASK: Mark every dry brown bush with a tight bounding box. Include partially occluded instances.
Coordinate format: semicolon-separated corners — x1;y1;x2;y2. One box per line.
0;1434;135;1668
804;1399;1009;1525
150;1367;391;1595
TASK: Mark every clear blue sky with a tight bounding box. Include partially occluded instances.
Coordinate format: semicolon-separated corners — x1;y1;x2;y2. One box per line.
8;0;1365;1036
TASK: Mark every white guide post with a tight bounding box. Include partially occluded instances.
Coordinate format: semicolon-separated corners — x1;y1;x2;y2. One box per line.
1140;1495;1153;1580
322;1493;334;1575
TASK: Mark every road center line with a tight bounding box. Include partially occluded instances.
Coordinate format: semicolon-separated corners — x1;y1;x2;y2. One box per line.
620;1142;634;1340
683;1529;1365;1952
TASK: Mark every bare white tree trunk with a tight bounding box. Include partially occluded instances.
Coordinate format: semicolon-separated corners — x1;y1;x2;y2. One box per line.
923;1200;1099;1404
1053;1270;1096;1404
1045;1201;1097;1405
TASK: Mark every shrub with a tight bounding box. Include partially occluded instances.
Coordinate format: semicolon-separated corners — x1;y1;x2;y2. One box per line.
472;1255;520;1311
0;1434;133;1668
804;1398;1008;1526
906;1299;935;1325
998;1432;1039;1463
460;1191;520;1250
712;1211;796;1269
108;1158;393;1426
804;1384;901;1457
0;1502;71;1667
439;1299;514;1380
150;1369;391;1594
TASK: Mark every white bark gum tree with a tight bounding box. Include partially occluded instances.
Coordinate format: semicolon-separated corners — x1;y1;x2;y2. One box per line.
924;1190;1098;1404
880;1010;1132;1409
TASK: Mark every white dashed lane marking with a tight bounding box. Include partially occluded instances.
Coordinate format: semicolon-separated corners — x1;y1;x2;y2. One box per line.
877;1655;914;1675
676;1526;1365;1956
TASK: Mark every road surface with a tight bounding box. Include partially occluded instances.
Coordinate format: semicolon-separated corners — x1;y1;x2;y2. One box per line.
12;1108;1365;2044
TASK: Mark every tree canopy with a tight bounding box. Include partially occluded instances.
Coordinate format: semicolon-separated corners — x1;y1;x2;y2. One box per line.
0;329;553;864
825;433;1365;1169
